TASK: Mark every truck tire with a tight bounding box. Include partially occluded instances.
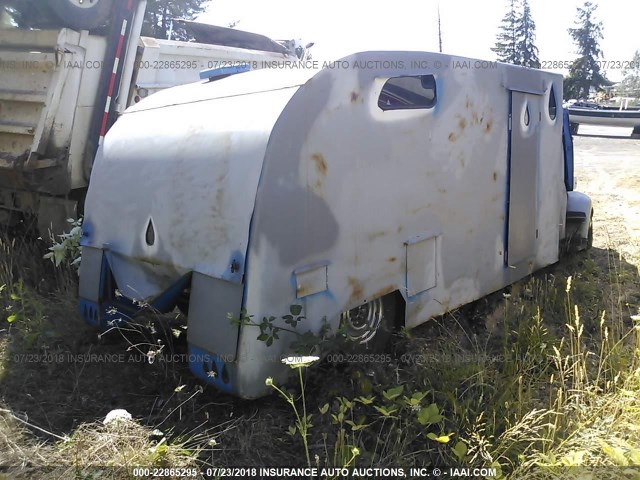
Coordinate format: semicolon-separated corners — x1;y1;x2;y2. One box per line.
586;210;593;250
340;293;399;352
47;0;113;30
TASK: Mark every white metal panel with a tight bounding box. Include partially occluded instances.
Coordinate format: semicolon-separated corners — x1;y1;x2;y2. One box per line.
82;51;569;397
507;91;541;266
131;36;294;103
406;235;438;297
83;79;302;300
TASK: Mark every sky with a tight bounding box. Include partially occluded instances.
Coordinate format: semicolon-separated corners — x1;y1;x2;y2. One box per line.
198;0;640;82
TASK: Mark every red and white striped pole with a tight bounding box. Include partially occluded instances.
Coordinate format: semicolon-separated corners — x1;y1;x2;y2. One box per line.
98;0;134;144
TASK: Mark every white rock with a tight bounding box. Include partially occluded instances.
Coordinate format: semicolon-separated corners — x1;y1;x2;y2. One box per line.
103;409;132;425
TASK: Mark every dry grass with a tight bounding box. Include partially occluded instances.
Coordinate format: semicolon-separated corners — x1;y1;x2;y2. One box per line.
0;227;638;479
0;411;202;479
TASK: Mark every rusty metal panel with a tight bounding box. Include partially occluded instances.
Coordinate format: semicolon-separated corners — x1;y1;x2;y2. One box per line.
507;91;541;266
294;263;328;298
0;28;100;196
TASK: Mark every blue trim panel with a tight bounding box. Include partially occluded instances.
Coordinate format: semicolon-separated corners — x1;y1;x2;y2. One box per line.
562;109;575;192
188;344;234;394
199;64;251;80
79;252;192;330
504;91;513;266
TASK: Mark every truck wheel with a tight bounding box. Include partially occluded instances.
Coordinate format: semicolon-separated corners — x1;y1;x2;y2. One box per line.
586;211;593;250
47;0;113;30
340;294;398;351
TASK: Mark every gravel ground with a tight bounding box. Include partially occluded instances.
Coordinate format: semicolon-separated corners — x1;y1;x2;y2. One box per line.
573;125;640;266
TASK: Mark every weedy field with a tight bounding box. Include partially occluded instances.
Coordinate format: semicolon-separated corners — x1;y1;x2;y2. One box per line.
1;125;639;480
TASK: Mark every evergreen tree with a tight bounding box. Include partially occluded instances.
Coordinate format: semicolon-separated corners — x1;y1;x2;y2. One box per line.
516;0;540;68
619;50;640;98
492;0;520;65
566;1;606;99
492;0;540;68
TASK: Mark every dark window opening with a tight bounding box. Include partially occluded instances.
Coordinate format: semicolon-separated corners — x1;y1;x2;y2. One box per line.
548;85;557;120
524;105;530;126
378;75;437;110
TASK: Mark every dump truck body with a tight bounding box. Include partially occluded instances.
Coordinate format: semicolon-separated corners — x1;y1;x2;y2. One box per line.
0;0;298;235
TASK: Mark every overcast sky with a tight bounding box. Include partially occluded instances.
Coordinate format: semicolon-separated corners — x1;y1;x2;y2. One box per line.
198;0;640;82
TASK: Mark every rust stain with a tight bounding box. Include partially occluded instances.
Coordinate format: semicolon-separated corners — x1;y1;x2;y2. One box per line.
311;153;328;190
388;256;397;263
348;277;364;303
350;91;360;103
458;116;467;131
471;111;479;125
493;171;498;181
311;153;327;176
484;120;492;133
448;132;457;142
373;285;395;299
296;284;308;297
131;255;166;267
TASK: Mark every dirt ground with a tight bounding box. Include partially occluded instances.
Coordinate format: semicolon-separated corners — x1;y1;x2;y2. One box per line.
574;125;640;265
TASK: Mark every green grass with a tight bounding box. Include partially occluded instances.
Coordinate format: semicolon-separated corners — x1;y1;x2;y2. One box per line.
0;233;639;479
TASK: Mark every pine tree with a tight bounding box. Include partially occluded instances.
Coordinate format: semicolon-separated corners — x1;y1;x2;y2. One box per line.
566;1;606;99
492;0;520;65
516;0;540;68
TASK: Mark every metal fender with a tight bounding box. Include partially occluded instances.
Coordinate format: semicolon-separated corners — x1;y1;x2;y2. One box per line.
565;191;593;250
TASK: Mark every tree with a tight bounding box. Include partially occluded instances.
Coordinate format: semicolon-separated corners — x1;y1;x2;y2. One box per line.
492;0;520;65
516;0;540;68
142;0;209;40
2;0;208;35
0;1;60;28
619;50;640;98
566;1;606;99
492;0;540;68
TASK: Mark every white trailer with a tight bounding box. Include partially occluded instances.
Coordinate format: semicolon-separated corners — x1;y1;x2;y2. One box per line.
0;0;298;236
79;52;593;398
